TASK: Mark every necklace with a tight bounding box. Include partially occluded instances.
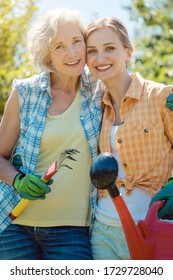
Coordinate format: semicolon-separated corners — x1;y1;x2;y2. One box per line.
51;78;70;91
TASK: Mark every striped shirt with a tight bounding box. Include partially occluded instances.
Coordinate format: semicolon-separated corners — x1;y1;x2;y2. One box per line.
99;73;173;196
0;68;104;234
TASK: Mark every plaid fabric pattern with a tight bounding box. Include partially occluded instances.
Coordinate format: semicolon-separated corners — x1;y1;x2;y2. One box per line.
0;68;104;234
99;73;173;196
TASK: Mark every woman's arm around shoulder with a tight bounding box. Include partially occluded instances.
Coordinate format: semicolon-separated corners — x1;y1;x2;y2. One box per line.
159;85;173;145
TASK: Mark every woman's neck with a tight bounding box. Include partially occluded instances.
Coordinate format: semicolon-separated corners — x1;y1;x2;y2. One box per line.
104;73;132;126
105;73;132;107
50;72;79;94
48;74;80;115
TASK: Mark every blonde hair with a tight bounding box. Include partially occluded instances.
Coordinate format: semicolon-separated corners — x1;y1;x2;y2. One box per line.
27;7;85;72
85;17;133;52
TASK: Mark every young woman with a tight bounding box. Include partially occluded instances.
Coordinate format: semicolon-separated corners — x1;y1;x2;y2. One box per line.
85;17;173;260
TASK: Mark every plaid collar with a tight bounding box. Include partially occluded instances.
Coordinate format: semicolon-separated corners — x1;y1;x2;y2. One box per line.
101;72;145;109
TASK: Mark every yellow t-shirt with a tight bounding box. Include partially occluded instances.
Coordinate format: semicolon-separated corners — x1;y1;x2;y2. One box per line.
13;91;92;227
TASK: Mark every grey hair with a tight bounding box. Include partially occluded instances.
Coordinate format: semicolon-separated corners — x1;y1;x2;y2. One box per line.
27;7;85;72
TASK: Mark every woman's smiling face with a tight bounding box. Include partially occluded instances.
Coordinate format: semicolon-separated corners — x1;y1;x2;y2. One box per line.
49;21;86;78
86;27;132;81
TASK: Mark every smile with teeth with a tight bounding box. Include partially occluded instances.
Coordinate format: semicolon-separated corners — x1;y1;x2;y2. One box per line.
96;64;112;71
65;59;80;66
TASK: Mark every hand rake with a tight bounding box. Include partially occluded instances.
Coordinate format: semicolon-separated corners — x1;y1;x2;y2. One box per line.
9;148;79;220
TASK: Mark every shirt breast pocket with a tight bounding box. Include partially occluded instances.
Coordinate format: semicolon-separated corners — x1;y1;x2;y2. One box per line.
132;118;163;149
139;119;161;135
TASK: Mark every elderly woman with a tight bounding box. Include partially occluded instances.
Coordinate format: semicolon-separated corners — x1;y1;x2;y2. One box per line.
0;8;103;260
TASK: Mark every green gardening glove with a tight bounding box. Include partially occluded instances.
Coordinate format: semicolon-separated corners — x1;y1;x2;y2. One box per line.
13;173;52;200
149;178;173;220
166;93;173;111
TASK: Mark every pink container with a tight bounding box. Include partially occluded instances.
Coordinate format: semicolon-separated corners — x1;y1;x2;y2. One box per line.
90;152;173;260
112;196;173;260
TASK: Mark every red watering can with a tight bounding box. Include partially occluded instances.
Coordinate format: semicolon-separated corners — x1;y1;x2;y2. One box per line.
90;152;173;260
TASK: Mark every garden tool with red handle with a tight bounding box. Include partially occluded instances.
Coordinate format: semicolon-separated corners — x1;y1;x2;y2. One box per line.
9;148;79;220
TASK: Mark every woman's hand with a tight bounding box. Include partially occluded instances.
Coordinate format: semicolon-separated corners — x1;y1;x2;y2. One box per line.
166;93;173;110
13;173;52;200
149;178;173;219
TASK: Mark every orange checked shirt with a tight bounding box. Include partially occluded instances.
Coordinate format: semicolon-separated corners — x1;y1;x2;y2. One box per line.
99;73;173;196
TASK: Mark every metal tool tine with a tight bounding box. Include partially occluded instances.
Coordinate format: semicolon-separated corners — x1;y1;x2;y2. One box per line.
66;155;76;161
56;148;79;171
60;164;73;170
66;148;80;155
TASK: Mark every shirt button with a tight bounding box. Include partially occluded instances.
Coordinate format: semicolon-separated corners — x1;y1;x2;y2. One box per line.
123;163;127;167
118;139;122;143
144;128;149;133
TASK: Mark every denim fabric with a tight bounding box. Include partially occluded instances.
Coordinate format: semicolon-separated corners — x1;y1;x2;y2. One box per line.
0;224;92;260
91;219;130;260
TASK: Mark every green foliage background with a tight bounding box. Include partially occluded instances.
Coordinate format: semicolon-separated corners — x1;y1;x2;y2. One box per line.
125;0;173;84
0;0;37;117
0;0;173;118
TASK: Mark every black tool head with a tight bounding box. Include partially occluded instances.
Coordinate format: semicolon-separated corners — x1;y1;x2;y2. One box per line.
90;152;118;190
